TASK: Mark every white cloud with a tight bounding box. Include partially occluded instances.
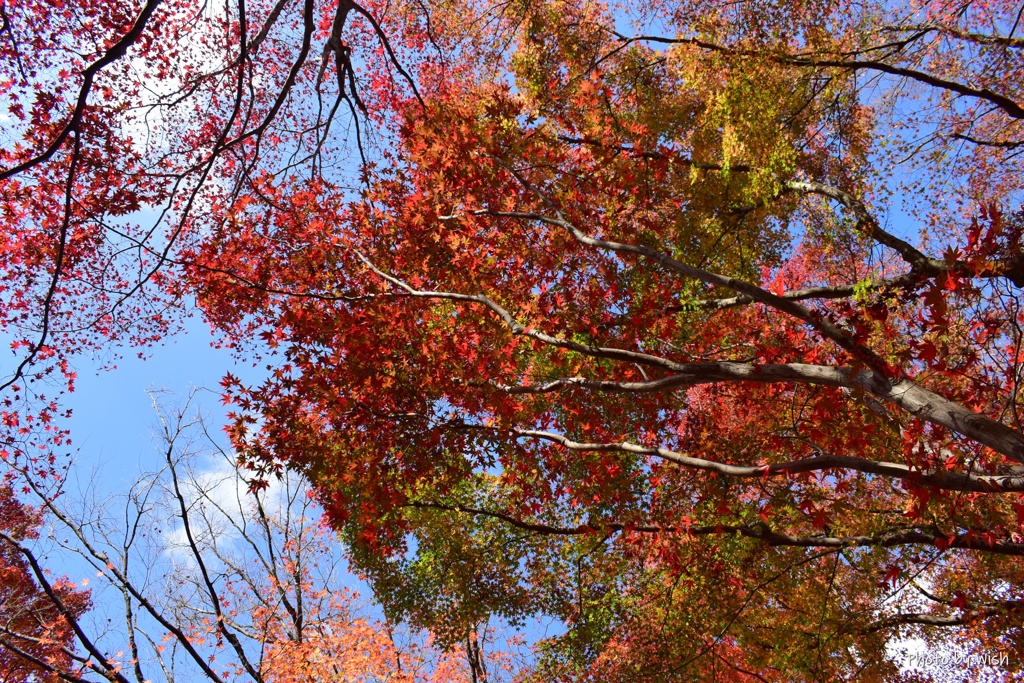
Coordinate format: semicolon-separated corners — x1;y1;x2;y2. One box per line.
160;450;301;568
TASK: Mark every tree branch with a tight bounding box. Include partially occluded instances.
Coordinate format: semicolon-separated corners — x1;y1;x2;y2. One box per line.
866;600;1024;633
413;502;1024;555
355;238;1024;464
617;33;1024;120
496;424;1024;492
477;162;892;373
0;532;133;683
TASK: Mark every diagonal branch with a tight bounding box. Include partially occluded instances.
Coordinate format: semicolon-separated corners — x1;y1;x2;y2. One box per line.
0;0;163;180
163;426;264;682
882;23;1024;50
783;180;941;271
0;637;93;683
500;425;1024;492
478;160;891;372
354;241;1024;463
866;600;1024;633
14;458;230;683
0;532;133;683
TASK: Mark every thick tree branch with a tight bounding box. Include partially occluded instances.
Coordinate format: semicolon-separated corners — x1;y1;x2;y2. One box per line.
951;133;1024;149
356;236;1024;464
471;189;888;373
247;0;292;55
507;363;1024;465
783;180;941;271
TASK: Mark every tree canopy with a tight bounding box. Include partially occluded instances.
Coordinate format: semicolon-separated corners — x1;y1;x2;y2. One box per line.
2;0;1024;680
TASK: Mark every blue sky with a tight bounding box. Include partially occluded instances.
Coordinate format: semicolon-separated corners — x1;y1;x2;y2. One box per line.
63;316;247;483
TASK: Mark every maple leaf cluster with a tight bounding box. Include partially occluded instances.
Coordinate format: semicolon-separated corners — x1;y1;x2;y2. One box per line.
0;484;90;683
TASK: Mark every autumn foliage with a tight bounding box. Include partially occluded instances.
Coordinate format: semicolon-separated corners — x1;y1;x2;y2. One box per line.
3;0;1024;680
0;485;90;683
2;399;507;683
